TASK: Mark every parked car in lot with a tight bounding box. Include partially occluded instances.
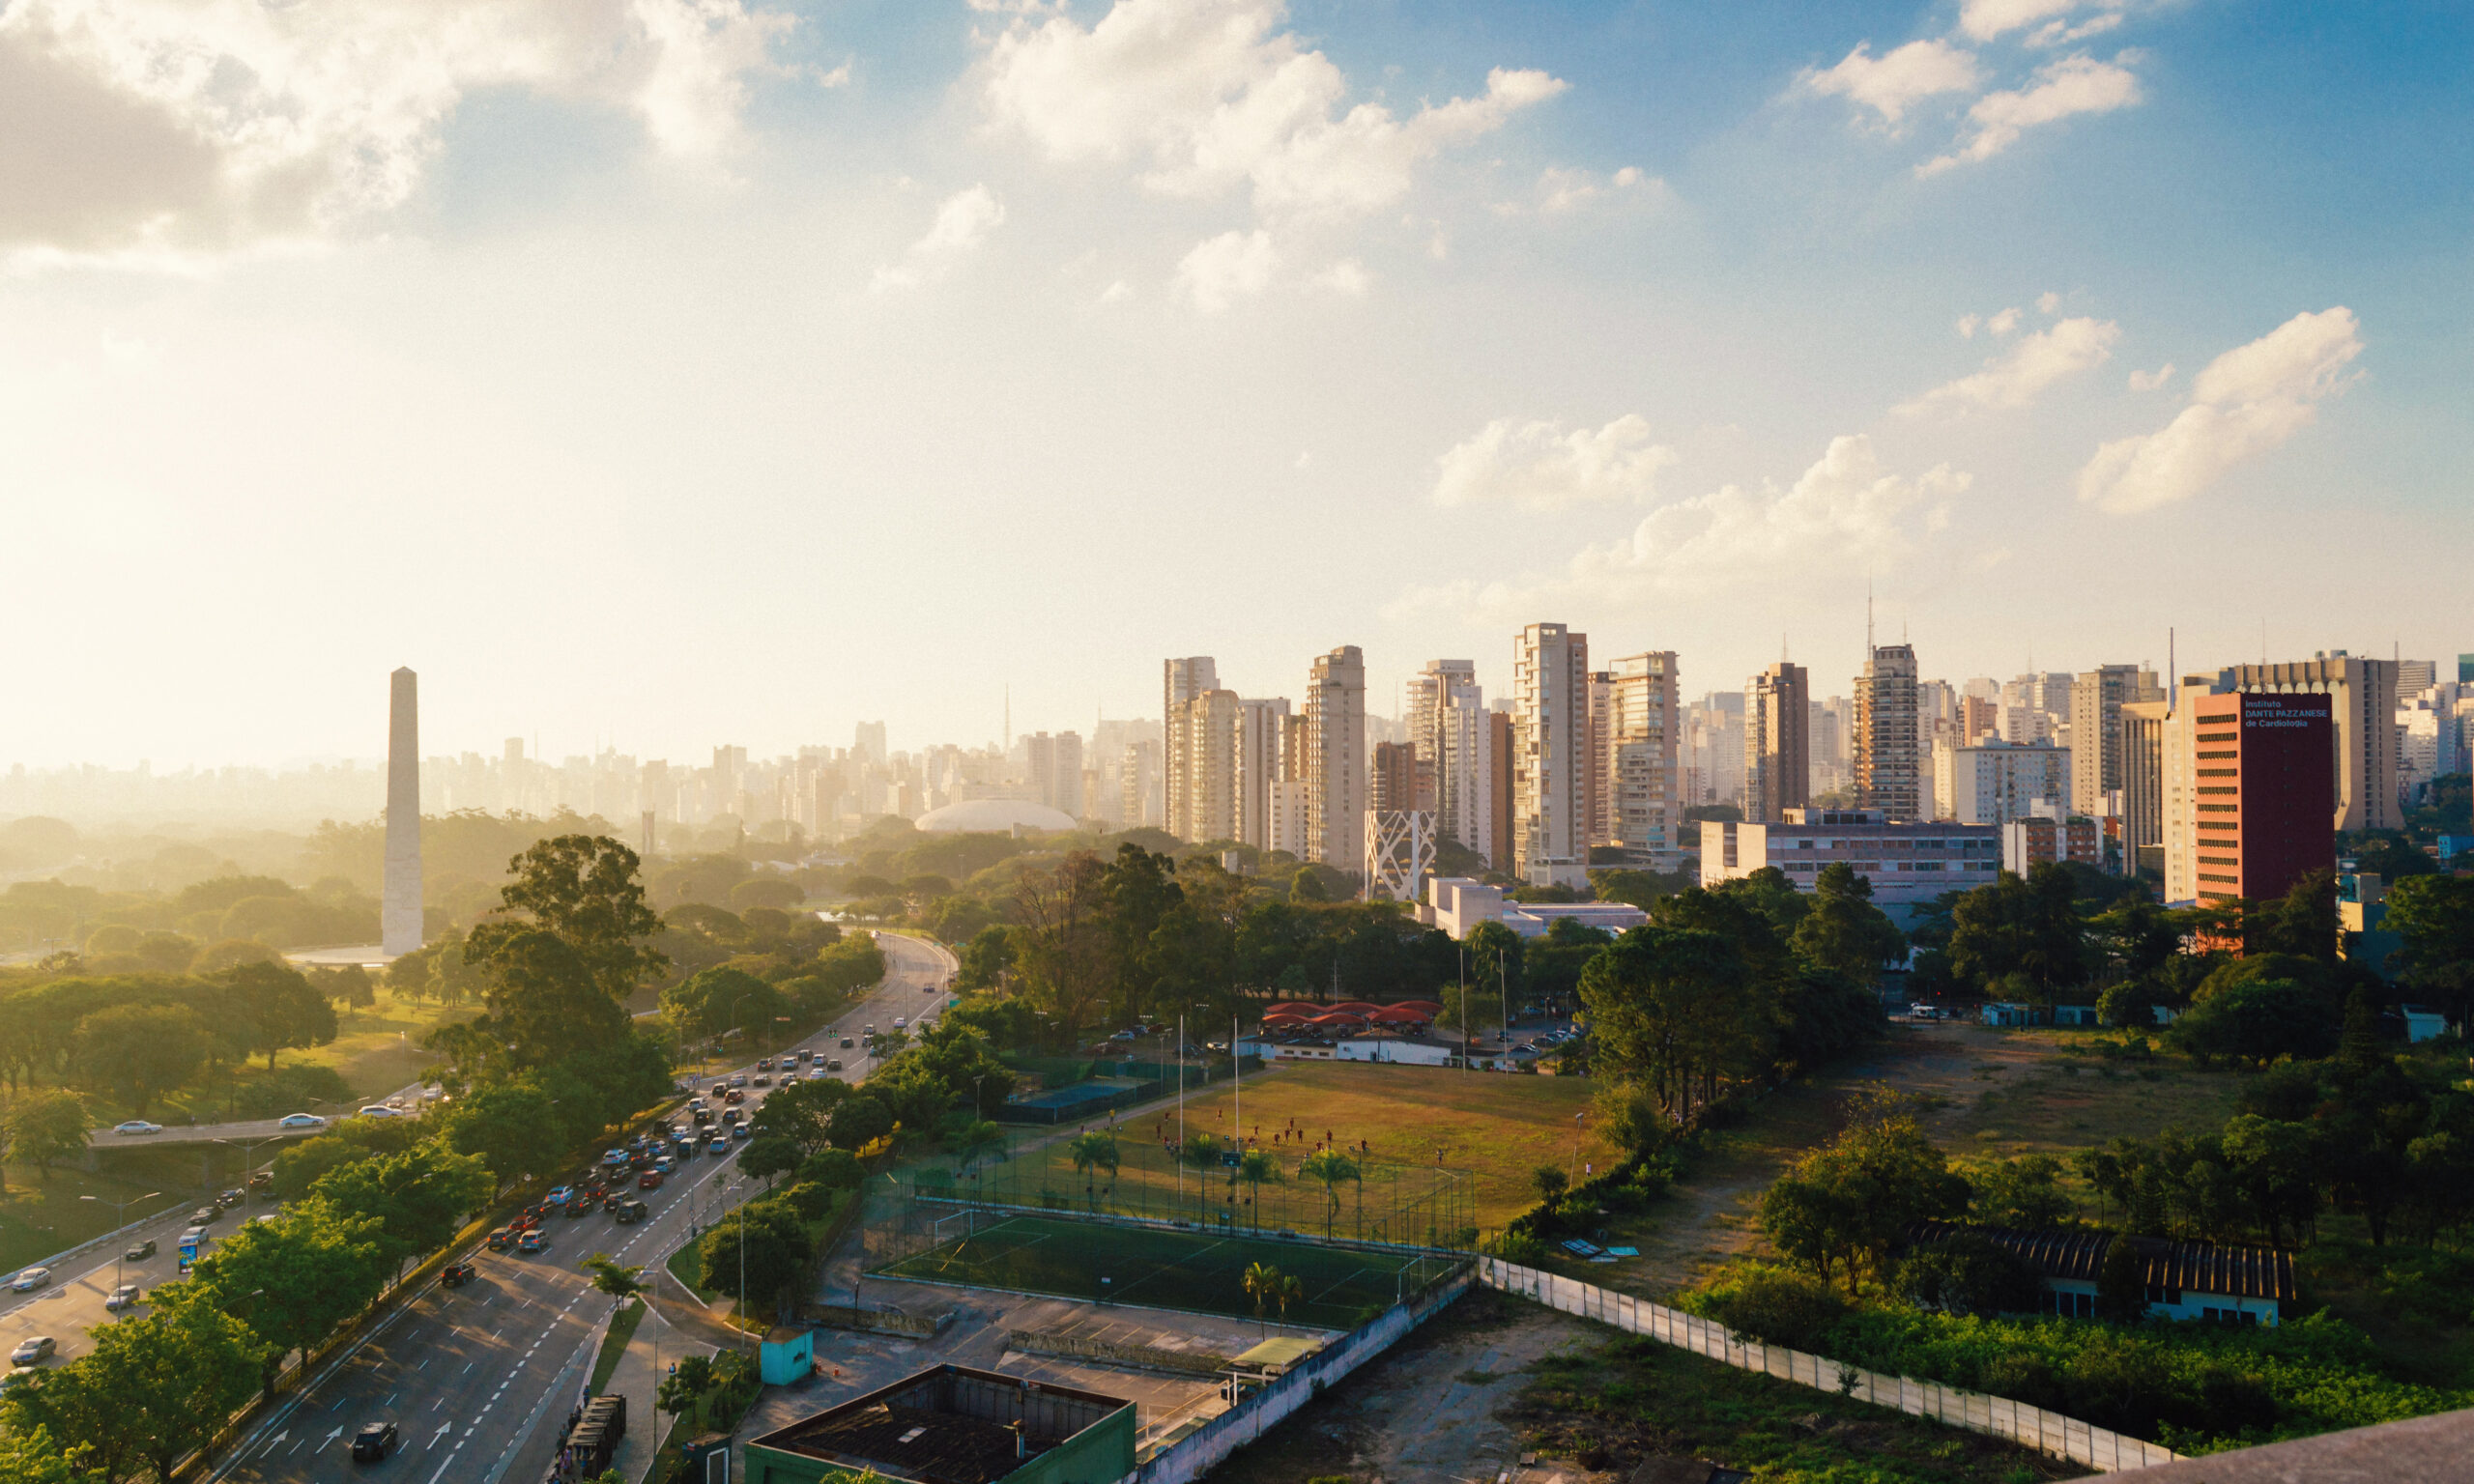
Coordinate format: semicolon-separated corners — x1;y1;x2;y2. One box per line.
352;1421;400;1462
125;1238;158;1262
113;1121;162;1136
103;1285;143;1312
9;1338;54;1367
11;1269;50;1294
441;1262;477;1288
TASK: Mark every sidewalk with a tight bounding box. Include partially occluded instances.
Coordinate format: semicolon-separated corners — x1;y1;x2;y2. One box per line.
606;1298;715;1484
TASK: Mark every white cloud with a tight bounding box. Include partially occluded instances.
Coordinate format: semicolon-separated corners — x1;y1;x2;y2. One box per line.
1431;415;1679;512
1522;164;1661;214
871;186;1006;292
1959;0;2126;42
1397;435;1967;617
1987;306;2023;335
1897;315;2118;415
1173;228;1278;312
1957;314;1982;338
2078;307;2363;514
1919;53;2141;174
1801;39;1982;128
2027;13;2124;46
2127;362;2173;391
981;0;1564;220
1096;279;1134;303
0;0;792;258
2036;291;2061;314
1308;258;1369;296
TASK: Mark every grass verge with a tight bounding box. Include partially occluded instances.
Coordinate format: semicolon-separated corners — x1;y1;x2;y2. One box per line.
589;1298;646;1393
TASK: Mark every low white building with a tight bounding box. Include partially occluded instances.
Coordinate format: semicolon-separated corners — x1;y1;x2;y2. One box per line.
1417;876;1648;941
1699;809;1999;925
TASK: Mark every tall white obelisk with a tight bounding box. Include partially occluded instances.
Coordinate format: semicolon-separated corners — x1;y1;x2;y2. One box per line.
383;667;423;956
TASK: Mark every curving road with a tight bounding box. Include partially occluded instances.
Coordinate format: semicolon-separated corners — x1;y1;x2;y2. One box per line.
194;932;956;1484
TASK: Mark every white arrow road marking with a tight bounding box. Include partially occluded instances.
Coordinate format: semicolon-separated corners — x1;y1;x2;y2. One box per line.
429;1421;452;1446
323;1426;342;1446
261;1431;288;1456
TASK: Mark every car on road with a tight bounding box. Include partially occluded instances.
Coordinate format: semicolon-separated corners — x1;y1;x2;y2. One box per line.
517;1230;546;1254
706;1136;730;1156
894;1017;906;1029
731;1123;752;1140
113;1121;162;1136
441;1262;476;1288
756;1057;772;1071
181;1226;211;1247
730;1072;747;1088
485;1228;515;1251
9;1338;54;1367
691;1107;711;1126
637;1170;664;1190
124;1238;158;1262
840;1038;853;1048
724;1089;744;1104
103;1284;143;1312
188;1207;217;1227
825;1060;843;1072
601;1148;630;1168
357;1105;405;1119
216;1188;245;1209
751;1074;770;1088
613;1199;649;1224
248;1171;274;1190
10;1269;50;1294
352;1421;400;1462
276;1112;328;1129
564;1197;593;1218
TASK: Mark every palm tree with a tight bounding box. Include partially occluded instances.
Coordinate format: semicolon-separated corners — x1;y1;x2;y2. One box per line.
1235;1149;1280;1231
1275;1273;1304;1328
1241;1261;1281;1335
1298;1151;1360;1241
1067;1130;1119;1213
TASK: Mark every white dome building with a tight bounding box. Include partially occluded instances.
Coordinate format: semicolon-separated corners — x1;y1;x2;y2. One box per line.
913;799;1078;835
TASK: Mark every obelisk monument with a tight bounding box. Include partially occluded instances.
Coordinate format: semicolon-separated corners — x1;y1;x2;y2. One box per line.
383;667;423;956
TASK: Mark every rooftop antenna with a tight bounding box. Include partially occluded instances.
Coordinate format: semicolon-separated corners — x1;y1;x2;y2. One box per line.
1866;583;1875;656
2168;627;2176;714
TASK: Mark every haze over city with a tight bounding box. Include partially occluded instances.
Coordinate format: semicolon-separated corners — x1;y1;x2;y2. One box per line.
3;0;2465;768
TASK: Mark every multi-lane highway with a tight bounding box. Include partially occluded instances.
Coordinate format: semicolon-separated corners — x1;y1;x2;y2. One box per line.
150;930;957;1484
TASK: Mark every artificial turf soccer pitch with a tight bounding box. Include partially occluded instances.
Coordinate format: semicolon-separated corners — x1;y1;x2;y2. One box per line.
874;1214;1458;1330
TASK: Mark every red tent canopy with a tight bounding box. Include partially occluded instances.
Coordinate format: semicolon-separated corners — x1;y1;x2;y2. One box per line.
1309;1013;1368;1027
1330;1001;1381;1015
1263;1002;1318;1016
1260;1013;1311;1026
1391;1000;1444;1016
1367;1007;1427;1023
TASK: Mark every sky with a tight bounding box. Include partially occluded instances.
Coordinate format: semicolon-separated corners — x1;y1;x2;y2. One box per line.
1;0;2467;769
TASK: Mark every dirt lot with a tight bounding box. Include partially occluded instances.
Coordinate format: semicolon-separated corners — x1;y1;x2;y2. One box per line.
1203;1286;2070;1484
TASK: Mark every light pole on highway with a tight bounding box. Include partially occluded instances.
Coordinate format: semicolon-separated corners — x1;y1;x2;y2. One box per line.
213;1135;282;1209
80;1191;158;1318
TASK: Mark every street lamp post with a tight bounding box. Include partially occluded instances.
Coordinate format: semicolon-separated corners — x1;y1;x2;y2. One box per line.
80;1190;159;1318
213;1135;282;1211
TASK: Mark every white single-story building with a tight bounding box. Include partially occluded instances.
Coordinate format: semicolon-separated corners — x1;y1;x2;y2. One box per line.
1418;877;1647;941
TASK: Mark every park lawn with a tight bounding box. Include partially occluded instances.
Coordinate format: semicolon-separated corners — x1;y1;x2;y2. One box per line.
0;1149;209;1274
590;1298;646;1392
277;994;466;1101
1120;1062;1622;1233
1948;1041;2244;1210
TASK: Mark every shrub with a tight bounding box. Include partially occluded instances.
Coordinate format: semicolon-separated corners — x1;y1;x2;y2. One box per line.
1895;1235;2046;1318
1693;1264;1849;1350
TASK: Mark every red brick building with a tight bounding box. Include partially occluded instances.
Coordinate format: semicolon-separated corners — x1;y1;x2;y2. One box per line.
2192;693;2335;907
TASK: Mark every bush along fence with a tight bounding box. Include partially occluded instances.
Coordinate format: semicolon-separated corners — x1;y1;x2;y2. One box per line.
1480;1260;2179;1475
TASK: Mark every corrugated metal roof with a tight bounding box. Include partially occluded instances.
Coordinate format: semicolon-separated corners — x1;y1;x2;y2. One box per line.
1903;1221;2295;1303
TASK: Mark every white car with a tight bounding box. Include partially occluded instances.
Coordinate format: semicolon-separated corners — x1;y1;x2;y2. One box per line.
113;1121;162;1136
357;1105;403;1119
103;1285;142;1312
9;1269;49;1294
276;1113;327;1129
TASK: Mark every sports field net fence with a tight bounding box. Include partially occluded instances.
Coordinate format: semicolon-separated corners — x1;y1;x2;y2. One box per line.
862;1201;1470;1331
879;1126;1478;1251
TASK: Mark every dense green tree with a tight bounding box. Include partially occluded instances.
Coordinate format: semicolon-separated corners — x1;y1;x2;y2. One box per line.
271;1117;423;1200
468;835;668;1001
187;1202;386;1396
798;1148;865;1191
66;1295;266;1483
1789;865;1907;984
1759;1097;1968;1292
954;926;1017;991
661;966;786;1040
1948;864;2086;997
72;1004;204;1118
1895;1234;2045;1318
217;960;338;1070
2167;980;2339;1069
1581;925;1763;1124
825;1095;894;1152
0;1425;100;1484
2385;872;2474;1029
311;1142;494;1277
475;928;630;1065
6;1091;88;1180
438;1080;560;1191
1963;1154;2075;1228
696;1200;812;1324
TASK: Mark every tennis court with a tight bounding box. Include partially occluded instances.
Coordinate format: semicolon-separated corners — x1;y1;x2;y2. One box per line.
872;1213;1460;1330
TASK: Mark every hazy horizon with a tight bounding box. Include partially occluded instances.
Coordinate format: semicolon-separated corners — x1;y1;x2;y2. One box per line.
4;0;2465;769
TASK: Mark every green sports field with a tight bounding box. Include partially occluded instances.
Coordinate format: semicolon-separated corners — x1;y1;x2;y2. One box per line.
873;1214;1459;1330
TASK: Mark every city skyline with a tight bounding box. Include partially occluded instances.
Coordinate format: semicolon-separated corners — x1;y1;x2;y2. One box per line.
2;2;2466;766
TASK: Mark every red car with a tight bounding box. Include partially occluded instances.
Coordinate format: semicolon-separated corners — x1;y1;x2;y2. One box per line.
638;1170;664;1190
